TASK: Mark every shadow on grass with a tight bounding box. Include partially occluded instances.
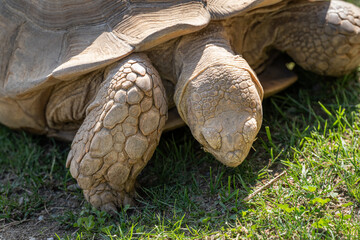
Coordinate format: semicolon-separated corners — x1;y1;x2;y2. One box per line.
116;67;359;237
0;67;359;239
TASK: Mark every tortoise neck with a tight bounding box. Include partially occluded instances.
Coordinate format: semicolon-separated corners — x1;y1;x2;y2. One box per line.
174;23;234;84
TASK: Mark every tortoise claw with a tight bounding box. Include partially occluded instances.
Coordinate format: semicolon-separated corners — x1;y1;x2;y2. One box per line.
101;202;118;215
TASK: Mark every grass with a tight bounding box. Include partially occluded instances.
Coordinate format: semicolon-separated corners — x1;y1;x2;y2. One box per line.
0;68;359;239
1;3;360;239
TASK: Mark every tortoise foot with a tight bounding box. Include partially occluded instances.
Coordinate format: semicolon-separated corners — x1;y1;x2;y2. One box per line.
66;53;167;211
84;184;134;213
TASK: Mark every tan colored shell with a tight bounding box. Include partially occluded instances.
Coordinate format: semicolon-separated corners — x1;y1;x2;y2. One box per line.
0;0;282;97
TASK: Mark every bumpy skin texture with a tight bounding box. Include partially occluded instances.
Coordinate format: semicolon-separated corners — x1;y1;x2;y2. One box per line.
237;0;360;76
273;1;360;76
66;54;167;211
174;26;263;167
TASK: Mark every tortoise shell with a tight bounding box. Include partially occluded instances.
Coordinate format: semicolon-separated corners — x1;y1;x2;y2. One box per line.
0;0;282;97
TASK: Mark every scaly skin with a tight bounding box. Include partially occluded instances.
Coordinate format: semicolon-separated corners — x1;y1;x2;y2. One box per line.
66;54;167;212
237;0;360;76
174;25;263;167
273;0;360;76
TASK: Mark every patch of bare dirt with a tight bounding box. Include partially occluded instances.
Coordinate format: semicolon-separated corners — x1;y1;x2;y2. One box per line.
0;188;82;240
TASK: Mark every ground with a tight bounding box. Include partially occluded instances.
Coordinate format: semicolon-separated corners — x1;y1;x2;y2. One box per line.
0;63;359;239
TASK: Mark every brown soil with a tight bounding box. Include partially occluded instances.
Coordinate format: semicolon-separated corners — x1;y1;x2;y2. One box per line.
0;189;81;240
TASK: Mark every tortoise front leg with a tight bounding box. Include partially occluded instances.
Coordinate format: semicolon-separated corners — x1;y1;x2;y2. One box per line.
174;25;263;167
66;54;167;212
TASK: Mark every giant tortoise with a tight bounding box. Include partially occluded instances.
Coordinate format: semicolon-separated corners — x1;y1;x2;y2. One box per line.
0;0;359;211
